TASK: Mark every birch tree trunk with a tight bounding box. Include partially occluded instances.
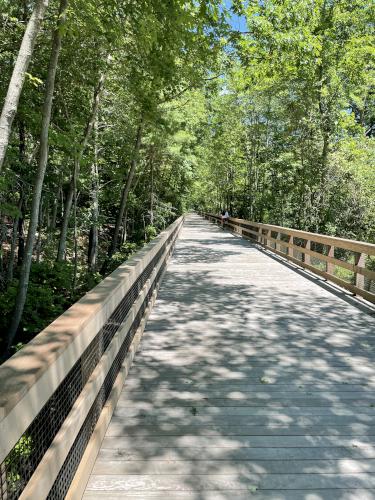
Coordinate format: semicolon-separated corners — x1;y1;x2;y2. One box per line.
88;118;99;271
7;0;68;350
0;0;49;172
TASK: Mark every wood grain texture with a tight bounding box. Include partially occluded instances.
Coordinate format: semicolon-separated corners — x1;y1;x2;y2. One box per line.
83;214;375;499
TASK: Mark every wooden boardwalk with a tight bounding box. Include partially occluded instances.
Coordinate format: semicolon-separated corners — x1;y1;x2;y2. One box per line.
84;214;375;500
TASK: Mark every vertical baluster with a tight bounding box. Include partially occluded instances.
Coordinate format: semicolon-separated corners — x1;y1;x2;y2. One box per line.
326;245;335;275
304;239;311;265
256;226;261;244
276;232;281;252
355;252;366;290
263;228;269;246
287;235;293;257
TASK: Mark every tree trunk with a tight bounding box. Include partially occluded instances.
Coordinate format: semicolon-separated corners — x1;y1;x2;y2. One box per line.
0;216;6;281
72;189;78;292
47;186;59;243
16;123;26;265
107;120;143;260
50;187;59;231
88;119;99;271
121;208;128;245
0;0;49;172
35;198;44;263
56;70;106;262
7;198;23;284
149;148;154;225
17;204;25;266
56;175;74;261
7;0;68;350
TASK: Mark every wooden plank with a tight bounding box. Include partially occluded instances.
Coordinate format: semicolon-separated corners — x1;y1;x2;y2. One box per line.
105;423;375;438
83;490;375;500
96;445;375;462
126;367;375;382
114;400;375;409
115;418;375;435
122;382;375;393
110;413;375;429
85;472;375;491
110;406;375;420
118;388;375;400
135;347;375;359
100;435;375;448
92;458;375;475
129;357;375;367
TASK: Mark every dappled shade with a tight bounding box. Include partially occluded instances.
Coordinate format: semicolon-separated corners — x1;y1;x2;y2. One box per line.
84;214;375;499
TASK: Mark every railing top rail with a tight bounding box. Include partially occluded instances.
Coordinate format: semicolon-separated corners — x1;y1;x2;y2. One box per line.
205;213;375;255
0;216;183;424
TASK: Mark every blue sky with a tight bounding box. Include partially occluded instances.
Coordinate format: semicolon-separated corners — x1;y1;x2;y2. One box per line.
223;0;248;32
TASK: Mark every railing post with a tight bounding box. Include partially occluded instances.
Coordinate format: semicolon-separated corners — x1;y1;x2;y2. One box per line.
355;252;366;290
304;239;311;265
276;232;281;252
287;235;293;257
263;228;270;246
326;245;335;275
256;227;261;244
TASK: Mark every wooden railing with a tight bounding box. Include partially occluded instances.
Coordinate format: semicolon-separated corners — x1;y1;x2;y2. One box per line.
0;216;183;500
203;213;375;304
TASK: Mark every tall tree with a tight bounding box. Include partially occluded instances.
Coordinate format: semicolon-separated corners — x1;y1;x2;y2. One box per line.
0;0;49;172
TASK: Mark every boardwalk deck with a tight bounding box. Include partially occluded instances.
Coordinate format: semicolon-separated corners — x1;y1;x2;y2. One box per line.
83;214;375;499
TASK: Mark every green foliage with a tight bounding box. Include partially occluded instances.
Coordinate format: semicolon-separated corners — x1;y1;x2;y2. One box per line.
145;225;157;241
191;0;374;241
105;242;140;275
0;262;75;347
5;434;33;492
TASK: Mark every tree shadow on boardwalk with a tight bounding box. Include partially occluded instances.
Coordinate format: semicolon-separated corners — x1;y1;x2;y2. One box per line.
87;216;375;499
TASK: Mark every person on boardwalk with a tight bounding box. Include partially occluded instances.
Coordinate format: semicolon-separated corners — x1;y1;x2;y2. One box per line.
221;209;229;227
